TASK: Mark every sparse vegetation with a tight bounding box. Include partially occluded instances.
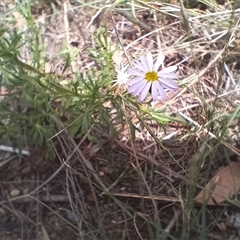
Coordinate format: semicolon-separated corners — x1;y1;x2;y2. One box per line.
1;0;240;239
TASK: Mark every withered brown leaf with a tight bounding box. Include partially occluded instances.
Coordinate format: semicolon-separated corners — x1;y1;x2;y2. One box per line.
194;162;240;205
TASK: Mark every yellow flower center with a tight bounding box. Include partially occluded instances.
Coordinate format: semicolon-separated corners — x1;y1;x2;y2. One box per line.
145;71;158;82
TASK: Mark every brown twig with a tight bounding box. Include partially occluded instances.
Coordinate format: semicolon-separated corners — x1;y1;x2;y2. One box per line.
12;195;70;203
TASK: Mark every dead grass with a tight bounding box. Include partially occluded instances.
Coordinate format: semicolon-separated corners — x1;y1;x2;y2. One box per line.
1;0;240;240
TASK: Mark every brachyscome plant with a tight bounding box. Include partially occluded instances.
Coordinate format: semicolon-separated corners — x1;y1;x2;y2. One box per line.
126;52;179;102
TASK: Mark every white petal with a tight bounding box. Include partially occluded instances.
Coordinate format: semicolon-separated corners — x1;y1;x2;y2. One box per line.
139;82;151;102
155;82;167;100
153;54;165;71
140;55;149;71
128;68;144;76
160;66;177;74
132;60;140;67
128;81;147;96
151;81;159;101
146;52;153;70
132;61;146;72
128;81;143;93
159;72;178;79
127;76;143;86
160;78;179;90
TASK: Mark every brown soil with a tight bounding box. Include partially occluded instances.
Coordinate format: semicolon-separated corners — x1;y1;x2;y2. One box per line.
1;0;240;240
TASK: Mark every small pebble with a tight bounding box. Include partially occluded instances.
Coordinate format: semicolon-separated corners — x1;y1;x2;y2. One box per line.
10;189;20;197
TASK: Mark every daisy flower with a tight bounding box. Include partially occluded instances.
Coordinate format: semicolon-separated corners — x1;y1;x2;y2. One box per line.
126;52;179;102
112;64;129;88
112;64;130;97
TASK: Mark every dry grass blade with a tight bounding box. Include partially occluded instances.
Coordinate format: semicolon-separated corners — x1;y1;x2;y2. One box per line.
40;224;50;240
104;192;180;202
114;8;152;32
2;0;240;239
